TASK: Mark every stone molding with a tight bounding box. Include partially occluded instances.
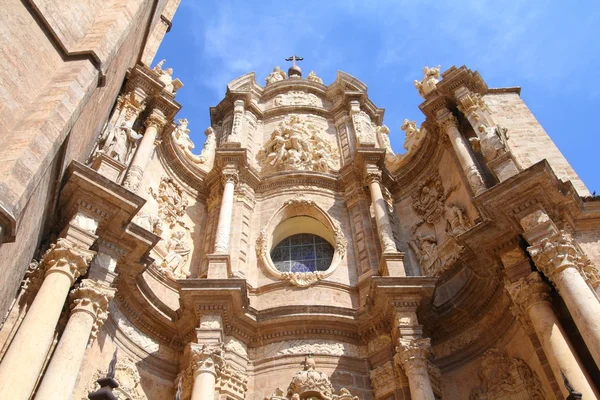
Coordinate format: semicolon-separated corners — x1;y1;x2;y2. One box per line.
527;231;582;281
504;272;551;314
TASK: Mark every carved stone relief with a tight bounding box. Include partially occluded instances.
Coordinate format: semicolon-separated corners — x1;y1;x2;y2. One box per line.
172;119;216;165
351;109;376;145
153;59;183;94
273;91;319;107
266;66;286;85
149;176;189;230
83;354;146;400
110;305;160;354
401;119;425;153
306;70;323;84
265;356;358;400
257;114;338;173
250;339;365;359
153;230;191;279
470;349;545;399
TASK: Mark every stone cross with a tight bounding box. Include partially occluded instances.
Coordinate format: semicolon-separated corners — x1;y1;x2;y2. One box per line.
285;55;304;67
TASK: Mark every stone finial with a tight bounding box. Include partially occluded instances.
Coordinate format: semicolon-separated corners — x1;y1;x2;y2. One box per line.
414;65;440;98
266;66;286;85
307;70;323;84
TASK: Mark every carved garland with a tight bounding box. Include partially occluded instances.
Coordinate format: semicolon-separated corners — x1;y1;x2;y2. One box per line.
255;194;347;287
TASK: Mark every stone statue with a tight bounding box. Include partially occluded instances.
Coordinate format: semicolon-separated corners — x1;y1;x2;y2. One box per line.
445;203;471;236
153;59;183;94
414;65;441;98
470;123;509;161
409;231;438;267
376;125;393;154
401;119;424;152
172;119;216;165
265;66;286;85
306;70;323;84
101;118;142;164
159;230;191;279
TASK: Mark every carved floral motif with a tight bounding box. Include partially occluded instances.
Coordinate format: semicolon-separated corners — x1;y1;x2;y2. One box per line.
69;279;114;345
394;338;432;375
470;349;545;399
258;115;338;173
42;238;95;283
281;271;326;287
414;65;441;98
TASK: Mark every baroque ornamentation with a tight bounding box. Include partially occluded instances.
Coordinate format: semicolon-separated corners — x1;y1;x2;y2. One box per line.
306;70;323;84
154;230;191;279
470;349;545;399
411;174;448;224
190;343;226;376
394;338;432;375
281;271;326;287
414;65;441;98
69;279;114;345
351;109;376;145
172;119;216;165
266;66;286;85
370;362;402;398
42;238;95;283
505;271;551;315
258;114;338;173
83;355;145;400
149;176;189;229
445;202;472;236
401;119;425;153
153;59;183;94
470;124;509;161
95;112;142;165
273;91;319;107
527;231;583;280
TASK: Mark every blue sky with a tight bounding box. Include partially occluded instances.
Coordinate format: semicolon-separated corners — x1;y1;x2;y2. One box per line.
155;0;600;192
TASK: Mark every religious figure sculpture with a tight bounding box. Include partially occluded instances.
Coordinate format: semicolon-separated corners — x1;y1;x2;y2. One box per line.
158;230;191;279
153;59;183;94
150;176;189;229
258;114;337;173
445;203;472;236
172;119;216;165
99;118;142;165
409;230;438;271
265;66;286;85
470;124;509;161
401;119;425;152
414;65;441;98
306;70;323;84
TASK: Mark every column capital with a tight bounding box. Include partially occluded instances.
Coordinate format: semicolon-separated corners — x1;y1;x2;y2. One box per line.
528;232;583;280
435;108;459;133
144;111;168;131
69;279;115;344
43;238;95;285
505;271;551;312
394;338;432;375
221;169;239;186
189;343;225;377
365;169;382;184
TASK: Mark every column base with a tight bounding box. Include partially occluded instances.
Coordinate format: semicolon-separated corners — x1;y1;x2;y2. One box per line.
206;254;231;279
90;154;127;183
379;252;406;277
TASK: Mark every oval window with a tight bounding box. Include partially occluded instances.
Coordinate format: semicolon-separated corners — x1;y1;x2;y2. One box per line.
270;233;334;273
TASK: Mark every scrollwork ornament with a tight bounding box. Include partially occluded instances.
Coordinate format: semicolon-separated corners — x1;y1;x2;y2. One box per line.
221;170;239;186
190;343;225;377
144;112;167;131
331;219;347;257
282;271;326;287
365;169;382;184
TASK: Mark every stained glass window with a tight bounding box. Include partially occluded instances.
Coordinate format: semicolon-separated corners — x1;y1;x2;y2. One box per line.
270;233;334;273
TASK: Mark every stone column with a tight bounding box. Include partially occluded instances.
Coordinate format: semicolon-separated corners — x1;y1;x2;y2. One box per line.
0;238;95;400
394;338;436;400
366;169;397;254
189;344;224;400
123;110;167;193
436;108;486;195
505;272;598;398
520;210;600;368
35;280;114;400
454;87;520;182
213;170;238;254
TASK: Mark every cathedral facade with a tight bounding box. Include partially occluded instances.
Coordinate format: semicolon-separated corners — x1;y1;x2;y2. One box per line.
1;2;600;400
